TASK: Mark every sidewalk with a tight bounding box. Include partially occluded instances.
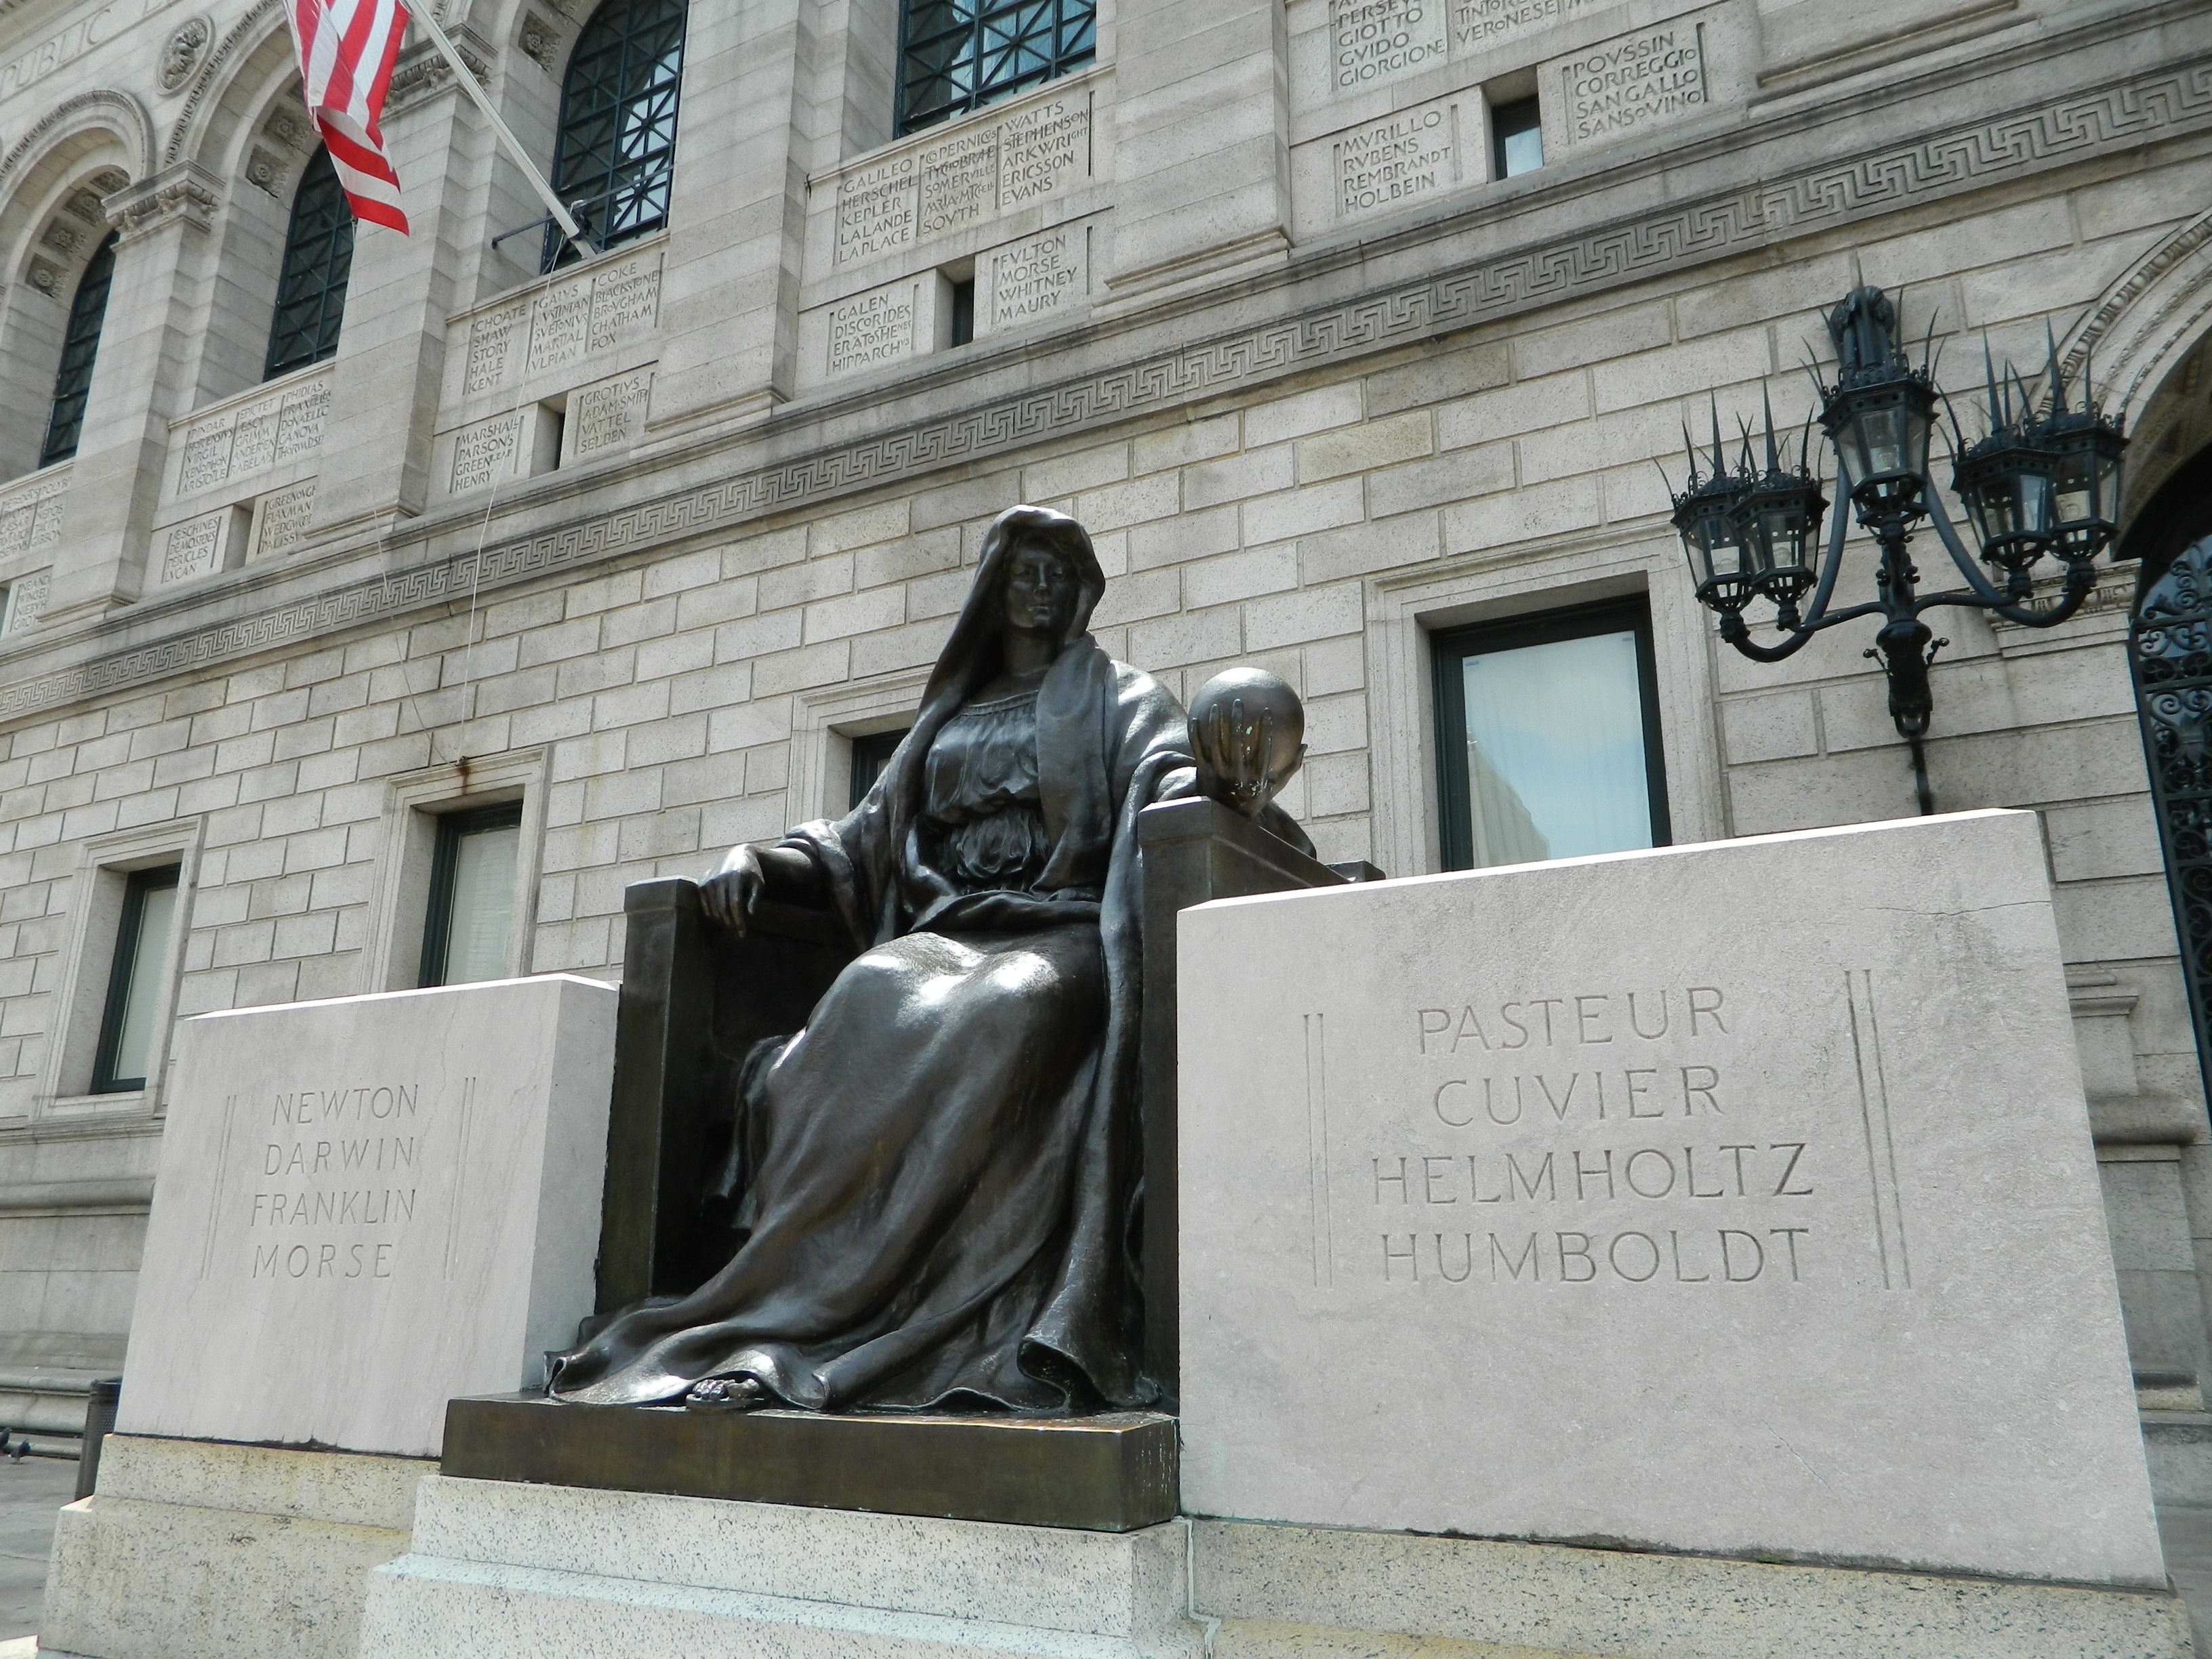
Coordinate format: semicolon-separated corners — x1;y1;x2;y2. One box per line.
0;1458;77;1644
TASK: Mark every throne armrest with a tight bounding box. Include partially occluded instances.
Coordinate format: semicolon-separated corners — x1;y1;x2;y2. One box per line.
596;878;855;1313
1134;798;1381;1407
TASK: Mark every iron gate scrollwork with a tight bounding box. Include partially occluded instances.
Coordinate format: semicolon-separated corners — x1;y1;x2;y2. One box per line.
2133;532;2212;1109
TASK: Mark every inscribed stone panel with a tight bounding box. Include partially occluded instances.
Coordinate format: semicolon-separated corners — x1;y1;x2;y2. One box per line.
248;480;318;560
1450;0;1597;50
115;977;615;1457
157;512;230;585
1330;0;1446;93
178;422;232;495
1334;98;1459;219
466;306;523;394
996;96;1090;209
528;279;594;374
588;260;661;352
918;128;1000;241
825;283;921;376
227;398;283;477
1178;811;2165;1588
450;413;524;493
571;373;650;457
2;567;48;634
274;380;331;460
1555;18;1708;147
836;156;918;265
983;226;1089;333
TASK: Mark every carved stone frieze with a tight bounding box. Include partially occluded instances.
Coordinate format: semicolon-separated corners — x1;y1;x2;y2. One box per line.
385;28;494;119
3;54;2210;724
518;11;563;73
108;163;222;241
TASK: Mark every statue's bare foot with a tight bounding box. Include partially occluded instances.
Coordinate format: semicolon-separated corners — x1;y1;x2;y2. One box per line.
684;1375;768;1412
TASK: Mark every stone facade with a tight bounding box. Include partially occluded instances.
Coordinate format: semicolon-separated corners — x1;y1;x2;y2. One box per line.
0;0;2209;1431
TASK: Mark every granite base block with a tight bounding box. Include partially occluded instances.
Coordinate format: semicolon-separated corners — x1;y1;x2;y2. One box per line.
357;1473;1203;1659
39;1435;434;1659
1192;1519;2194;1659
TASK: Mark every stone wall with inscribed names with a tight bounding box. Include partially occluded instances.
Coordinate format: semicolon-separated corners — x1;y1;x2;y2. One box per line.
1180;813;2165;1587
1286;0;1747;230
434;243;665;472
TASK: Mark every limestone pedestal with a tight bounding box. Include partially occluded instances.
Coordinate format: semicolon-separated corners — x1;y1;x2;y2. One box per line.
356;1473;1203;1659
354;1473;2192;1659
39;1435;433;1659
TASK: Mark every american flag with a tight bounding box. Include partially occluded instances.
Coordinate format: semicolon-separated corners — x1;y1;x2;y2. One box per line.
286;0;411;233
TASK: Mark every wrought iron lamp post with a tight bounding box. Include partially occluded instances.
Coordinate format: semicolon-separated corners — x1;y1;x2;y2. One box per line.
1673;285;2129;814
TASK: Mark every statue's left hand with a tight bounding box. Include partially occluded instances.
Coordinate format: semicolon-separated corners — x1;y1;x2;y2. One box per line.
699;845;768;935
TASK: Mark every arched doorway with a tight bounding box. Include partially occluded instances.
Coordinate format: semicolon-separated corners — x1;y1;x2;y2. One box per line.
2130;529;2212;1109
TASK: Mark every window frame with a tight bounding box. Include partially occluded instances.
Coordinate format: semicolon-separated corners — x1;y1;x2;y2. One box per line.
1429;596;1672;872
39;230;118;467
417;800;529;989
896;0;1098;136
264;146;355;380
30;817;204;1121
89;864;182;1094
545;0;689;270
848;728;909;809
363;752;549;993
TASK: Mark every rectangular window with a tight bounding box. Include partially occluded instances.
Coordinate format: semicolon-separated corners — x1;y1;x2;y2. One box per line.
851;729;909;809
91;865;181;1093
419;802;524;988
1432;600;1670;871
1492;96;1543;179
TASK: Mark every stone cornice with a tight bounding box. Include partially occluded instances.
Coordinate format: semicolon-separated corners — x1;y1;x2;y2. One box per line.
3;37;2210;726
107;159;220;239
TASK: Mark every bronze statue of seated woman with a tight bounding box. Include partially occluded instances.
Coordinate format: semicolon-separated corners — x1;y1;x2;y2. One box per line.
546;504;1309;1415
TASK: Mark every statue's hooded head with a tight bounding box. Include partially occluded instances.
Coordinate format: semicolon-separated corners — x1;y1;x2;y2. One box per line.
924;506;1105;703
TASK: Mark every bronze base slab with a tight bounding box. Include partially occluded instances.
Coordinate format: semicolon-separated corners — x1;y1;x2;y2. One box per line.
441;1393;1179;1532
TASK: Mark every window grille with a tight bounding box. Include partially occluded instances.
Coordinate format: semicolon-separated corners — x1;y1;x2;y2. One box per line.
39;231;118;467
546;0;688;270
265;147;354;380
898;0;1095;136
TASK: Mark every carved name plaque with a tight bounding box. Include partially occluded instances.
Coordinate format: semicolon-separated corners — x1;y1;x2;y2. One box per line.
1179;812;2164;1588
1335;99;1458;218
118;977;614;1456
826;283;920;375
1330;0;1445;91
986;226;1088;331
1559;19;1707;146
1449;0;1597;49
829;91;1091;265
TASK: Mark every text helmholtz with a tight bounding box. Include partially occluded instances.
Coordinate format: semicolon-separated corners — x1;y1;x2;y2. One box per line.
1357;982;1834;1292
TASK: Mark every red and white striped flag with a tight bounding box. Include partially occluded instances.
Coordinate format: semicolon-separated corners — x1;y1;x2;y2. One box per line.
287;0;411;233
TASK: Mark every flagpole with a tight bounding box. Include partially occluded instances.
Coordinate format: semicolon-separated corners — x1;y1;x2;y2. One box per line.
409;6;596;257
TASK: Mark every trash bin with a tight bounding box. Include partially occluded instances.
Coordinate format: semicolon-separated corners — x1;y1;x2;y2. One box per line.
75;1378;119;1502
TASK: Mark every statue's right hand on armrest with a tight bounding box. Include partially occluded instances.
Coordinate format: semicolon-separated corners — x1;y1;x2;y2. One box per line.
699;843;823;936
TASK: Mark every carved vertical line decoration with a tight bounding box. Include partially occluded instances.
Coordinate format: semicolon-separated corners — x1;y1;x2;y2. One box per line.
1846;969;1912;1290
443;1075;476;1281
198;1093;237;1279
1305;1012;1333;1288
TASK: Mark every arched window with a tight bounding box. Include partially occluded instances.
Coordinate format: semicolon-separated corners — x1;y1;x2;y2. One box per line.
899;0;1094;135
547;0;687;268
39;230;118;468
265;147;353;380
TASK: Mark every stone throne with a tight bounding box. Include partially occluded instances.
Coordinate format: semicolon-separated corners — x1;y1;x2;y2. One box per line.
594;794;1379;1414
